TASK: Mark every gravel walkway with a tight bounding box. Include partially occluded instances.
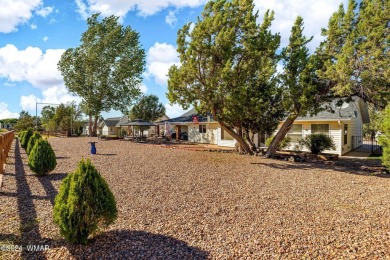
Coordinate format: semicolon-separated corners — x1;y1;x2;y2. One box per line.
1;137;390;259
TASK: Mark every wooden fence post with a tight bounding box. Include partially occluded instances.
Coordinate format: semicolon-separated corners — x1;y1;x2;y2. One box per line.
0;131;14;180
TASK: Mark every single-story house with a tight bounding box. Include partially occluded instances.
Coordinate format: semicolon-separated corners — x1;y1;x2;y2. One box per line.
100;117;122;136
156;109;237;147
159;98;370;155
281;98;370;155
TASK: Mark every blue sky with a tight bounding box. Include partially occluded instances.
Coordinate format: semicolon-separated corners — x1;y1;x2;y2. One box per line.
0;0;348;120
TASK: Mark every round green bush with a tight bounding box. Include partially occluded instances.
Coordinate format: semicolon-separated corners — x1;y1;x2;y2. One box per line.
28;138;57;176
53;158;117;245
21;128;33;149
299;133;335;154
26;132;42;155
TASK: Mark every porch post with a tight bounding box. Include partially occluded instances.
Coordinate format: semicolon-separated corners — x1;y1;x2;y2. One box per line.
176;125;181;141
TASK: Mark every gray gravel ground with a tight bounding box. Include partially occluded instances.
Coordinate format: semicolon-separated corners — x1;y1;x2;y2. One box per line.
1;137;390;259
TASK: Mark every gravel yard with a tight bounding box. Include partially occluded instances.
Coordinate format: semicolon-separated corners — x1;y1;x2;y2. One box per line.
1;137;390;259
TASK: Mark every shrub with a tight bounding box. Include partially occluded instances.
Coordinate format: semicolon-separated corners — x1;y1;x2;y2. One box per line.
18;130;26;143
28;138;57;176
21;128;33;149
265;135;291;150
53;159;117;244
26;132;42;155
299;133;335;154
379;105;390;170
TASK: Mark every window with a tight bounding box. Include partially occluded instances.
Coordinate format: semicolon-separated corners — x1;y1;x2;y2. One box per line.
287;124;302;142
199;124;206;133
311;124;329;135
343;124;348;145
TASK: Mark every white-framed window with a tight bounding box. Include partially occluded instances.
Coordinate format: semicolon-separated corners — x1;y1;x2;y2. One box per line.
287;124;302;142
311;124;330;135
199;124;206;133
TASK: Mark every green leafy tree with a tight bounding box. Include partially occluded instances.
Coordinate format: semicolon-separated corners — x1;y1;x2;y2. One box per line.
41;106;56;130
167;0;281;155
53;159;117;244
265;17;329;157
58;13;146;137
319;0;389;108
28;138;57;176
26;131;42;155
14;111;34;131
129;94;166;134
379;106;390;170
363;105;384;139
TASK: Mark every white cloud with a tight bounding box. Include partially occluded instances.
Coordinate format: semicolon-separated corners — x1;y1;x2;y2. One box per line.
146;42;179;85
165;10;177;27
0;44;65;90
0;102;19;119
164;103;187;118
253;0;348;51
138;83;148;93
30;23;37;29
43;36;49;42
74;0;206;19
20;85;81;111
36;6;53;17
0;0;42;33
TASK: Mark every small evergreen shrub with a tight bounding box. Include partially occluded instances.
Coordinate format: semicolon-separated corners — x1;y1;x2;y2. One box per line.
27;132;42;155
378;105;390;170
53;159;117;245
265;135;291;150
28;138;57;176
299;133;335;154
21;128;33;149
19;130;26;143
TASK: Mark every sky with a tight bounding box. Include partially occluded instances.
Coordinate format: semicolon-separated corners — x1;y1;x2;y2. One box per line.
0;0;349;120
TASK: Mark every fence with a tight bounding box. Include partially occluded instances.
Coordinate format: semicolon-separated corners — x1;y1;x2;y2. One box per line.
0;131;14;175
351;136;383;155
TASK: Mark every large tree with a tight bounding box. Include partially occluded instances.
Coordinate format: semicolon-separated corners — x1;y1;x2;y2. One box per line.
58;13;145;136
14;111;34;131
167;0;281;155
265;17;329;157
129;94;166;122
319;0;389;108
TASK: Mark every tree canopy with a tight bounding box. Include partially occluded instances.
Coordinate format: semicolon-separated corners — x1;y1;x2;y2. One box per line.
319;0;389;108
58;13;146;136
129;94;166;123
167;0;282;154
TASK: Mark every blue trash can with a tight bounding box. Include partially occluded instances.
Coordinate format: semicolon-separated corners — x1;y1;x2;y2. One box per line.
89;142;97;154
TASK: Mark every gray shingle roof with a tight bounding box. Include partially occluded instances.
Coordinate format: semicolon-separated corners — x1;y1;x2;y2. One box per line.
103;117;121;127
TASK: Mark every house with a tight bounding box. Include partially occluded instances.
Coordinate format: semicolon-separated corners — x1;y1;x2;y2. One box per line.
281;98;370;155
156;109;237;147
100;117;122;136
158;98;370;155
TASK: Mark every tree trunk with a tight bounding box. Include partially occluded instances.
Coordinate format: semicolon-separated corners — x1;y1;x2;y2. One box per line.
264;115;298;158
91;115;98;137
244;128;256;151
219;121;254;155
88;115;93;137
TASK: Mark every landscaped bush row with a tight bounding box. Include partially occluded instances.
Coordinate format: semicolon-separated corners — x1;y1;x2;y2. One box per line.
18;131;117;244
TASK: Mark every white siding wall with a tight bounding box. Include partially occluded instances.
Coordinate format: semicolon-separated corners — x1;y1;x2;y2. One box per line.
216;127;236;147
188;123;218;144
282;121;344;155
102;126;118;136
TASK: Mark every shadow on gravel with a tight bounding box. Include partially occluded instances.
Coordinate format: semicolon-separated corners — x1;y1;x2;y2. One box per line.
252;158;390;178
64;230;209;259
56;156;69;159
14;139;45;259
36;173;67;206
94;153;117;156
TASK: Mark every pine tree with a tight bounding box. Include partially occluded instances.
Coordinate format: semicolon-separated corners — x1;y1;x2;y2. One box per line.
26;131;42;155
21;128;33;149
28;138;57;176
379;106;390;170
53;159;117;244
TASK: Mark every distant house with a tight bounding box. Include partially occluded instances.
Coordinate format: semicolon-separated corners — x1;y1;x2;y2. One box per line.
157;98;371;155
100;117;122;136
156;109;236;147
